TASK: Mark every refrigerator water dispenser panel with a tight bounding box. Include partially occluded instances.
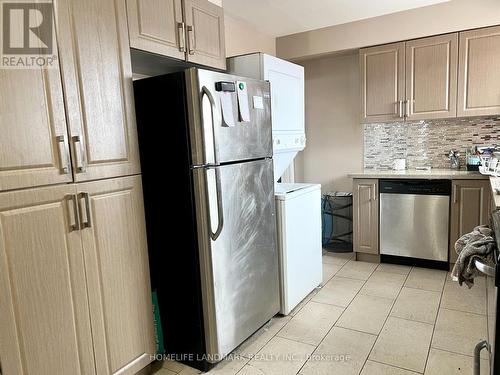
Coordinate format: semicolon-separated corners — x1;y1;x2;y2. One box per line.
215;81;235;92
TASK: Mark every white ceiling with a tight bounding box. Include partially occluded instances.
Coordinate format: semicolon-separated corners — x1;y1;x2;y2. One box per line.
223;0;451;37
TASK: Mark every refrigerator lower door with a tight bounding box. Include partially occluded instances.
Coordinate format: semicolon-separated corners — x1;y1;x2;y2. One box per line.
192;158;279;361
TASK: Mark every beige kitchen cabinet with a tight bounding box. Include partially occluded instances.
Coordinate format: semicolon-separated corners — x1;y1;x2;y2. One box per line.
0;177;154;375
78;175;155;375
449;179;491;264
126;0;186;60
0;185;95;375
360;42;405;123
353;179;379;254
126;0;226;70
58;0;141;183
458;26;500;117
0;64;72;191
405;33;458;120
184;0;226;70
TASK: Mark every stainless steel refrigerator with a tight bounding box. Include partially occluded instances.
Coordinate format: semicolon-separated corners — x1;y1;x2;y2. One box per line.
133;68;279;371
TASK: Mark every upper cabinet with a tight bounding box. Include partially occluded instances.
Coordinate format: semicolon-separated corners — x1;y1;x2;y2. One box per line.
361;26;500;123
58;0;142;182
126;0;185;60
458;26;500;117
405;33;458;120
0;0;142;192
0;18;72;191
126;0;226;70
360;42;405;123
183;0;226;70
360;34;459;123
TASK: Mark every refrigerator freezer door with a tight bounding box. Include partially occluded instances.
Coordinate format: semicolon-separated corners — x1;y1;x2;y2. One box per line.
192;158;279;359
186;69;273;166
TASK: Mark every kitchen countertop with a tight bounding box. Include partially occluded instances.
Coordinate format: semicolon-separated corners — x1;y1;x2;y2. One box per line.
348;169;489;180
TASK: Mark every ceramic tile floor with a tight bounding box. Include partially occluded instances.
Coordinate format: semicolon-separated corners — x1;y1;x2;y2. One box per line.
151;251;491;375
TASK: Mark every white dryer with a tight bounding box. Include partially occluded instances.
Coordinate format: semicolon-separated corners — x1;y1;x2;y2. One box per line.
275;183;322;314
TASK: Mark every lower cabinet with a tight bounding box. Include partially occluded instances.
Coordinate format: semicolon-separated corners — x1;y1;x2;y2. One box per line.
0;175;155;375
449;179;491;264
0;185;96;375
78;176;155;375
353;179;379;255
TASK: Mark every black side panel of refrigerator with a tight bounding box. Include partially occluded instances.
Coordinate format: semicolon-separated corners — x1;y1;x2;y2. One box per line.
134;73;209;370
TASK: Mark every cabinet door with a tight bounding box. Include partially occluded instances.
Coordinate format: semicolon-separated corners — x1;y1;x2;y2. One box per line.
58;0;141;182
126;0;185;60
353;179;379;254
0;50;72;190
360;43;405;123
77;176;155;375
405;33;458;120
458;26;500;117
184;0;226;70
0;185;95;375
450;180;491;264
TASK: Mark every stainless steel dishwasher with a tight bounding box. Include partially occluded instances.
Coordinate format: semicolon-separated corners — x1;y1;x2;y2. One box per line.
379;179;451;268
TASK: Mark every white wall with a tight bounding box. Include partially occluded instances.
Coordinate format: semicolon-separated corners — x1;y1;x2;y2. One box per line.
277;0;500;60
295;52;362;193
224;12;276;57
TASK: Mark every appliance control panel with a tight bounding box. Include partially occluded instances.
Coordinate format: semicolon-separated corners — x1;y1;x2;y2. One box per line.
273;133;306;153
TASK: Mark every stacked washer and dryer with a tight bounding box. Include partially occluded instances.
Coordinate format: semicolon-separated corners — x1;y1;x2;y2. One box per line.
228;53;322;315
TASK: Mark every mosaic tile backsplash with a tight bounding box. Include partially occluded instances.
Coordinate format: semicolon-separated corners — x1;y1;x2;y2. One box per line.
364;117;500;170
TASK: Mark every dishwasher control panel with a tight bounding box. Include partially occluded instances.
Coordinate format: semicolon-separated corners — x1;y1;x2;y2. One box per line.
379;179;451;196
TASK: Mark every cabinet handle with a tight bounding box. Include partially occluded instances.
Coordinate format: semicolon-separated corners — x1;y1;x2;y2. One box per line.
66;194;80;232
405;99;410;118
178;22;186;52
398;100;404;118
373;184;377;201
72;135;86;173
187;25;195;55
78;192;92;229
56;135;70;174
453;185;458;203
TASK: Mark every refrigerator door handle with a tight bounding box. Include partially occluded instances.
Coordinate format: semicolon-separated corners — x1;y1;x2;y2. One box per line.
205;167;224;241
201;86;219;165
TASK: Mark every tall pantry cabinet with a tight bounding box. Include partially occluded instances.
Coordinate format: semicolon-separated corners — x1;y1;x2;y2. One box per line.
0;1;154;375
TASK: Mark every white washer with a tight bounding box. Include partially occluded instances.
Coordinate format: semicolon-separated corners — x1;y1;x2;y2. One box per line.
275;183;323;315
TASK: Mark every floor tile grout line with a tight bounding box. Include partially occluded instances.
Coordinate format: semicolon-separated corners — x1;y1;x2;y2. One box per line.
270;256;352;356
430;345;487;359
287;255;353;319
402;285;446;293
296;262;378;374
367;358;423;374
293;259;384;375
438;305;487;317
234;315;293;363
421;270;446;374
240;254;355;375
381;314;434;327
359;265;413;374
